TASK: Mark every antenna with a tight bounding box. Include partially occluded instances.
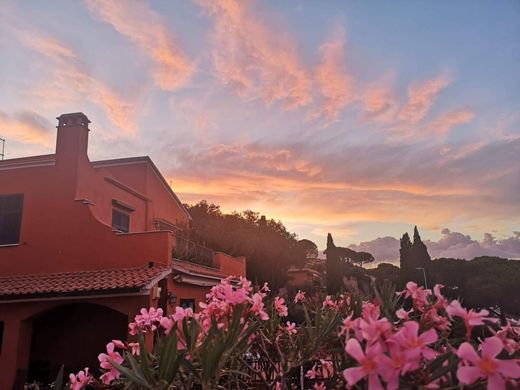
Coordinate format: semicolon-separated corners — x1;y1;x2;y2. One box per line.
0;138;5;161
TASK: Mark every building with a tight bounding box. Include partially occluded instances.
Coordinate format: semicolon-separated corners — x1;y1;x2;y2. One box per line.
287;266;323;290
0;113;246;388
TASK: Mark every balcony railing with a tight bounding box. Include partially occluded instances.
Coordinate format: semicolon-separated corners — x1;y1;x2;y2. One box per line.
172;235;216;268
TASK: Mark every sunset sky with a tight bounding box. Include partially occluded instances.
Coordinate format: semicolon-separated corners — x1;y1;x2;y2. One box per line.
1;1;519;262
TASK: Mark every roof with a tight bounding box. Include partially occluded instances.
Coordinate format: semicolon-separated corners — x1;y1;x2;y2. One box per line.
92;156;191;221
0;265;171;301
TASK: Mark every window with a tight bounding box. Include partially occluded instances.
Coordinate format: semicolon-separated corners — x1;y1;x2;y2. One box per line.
112;209;130;233
180;298;196;312
0;194;23;245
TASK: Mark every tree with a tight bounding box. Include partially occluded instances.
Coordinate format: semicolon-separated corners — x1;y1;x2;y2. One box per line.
326;233;343;294
351;251;375;268
295;239;319;259
185;201;304;289
399;232;413;271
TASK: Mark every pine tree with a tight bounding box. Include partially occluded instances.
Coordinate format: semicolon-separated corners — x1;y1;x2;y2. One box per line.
400;232;413;271
326;233;343;294
411;226;431;268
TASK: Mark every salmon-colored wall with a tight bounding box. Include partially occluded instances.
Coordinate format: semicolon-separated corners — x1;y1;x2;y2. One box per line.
0;118;186;275
0;293;151;390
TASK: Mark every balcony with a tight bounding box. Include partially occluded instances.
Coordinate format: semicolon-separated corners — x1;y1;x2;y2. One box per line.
172;234;216;269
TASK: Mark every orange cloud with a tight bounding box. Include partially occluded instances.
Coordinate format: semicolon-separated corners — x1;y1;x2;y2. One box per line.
427;108;475;135
311;30;355;122
196;0;311;109
14;29;136;135
0;111;54;146
84;0;194;91
398;73;451;124
361;86;398;123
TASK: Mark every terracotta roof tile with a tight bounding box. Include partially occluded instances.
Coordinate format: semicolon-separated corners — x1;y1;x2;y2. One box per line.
0;265;171;300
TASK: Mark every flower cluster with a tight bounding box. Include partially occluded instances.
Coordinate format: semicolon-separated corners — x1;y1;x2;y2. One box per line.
67;278;520;390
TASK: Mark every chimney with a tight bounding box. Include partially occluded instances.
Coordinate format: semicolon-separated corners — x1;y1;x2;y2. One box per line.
55;112;91;165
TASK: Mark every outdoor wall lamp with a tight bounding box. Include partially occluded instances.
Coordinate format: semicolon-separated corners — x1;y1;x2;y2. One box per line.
168;292;177;305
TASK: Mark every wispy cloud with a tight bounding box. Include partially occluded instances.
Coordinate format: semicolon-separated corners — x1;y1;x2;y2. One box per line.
426;108;475;135
0;110;54;146
398;73;452;124
196;0;311;109
14;28;136;135
311;29;354;122
84;0;194;91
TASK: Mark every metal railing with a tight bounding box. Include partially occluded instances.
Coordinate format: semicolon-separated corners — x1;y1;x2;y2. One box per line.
172;235;216;268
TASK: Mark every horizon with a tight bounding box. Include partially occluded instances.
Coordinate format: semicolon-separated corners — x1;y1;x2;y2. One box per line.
1;1;519;261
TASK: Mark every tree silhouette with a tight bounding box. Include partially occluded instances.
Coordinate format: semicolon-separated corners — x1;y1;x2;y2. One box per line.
185;201;310;289
326;233;343;294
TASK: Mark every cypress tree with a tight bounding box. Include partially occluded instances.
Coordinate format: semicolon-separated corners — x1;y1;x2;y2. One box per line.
326;233;343;294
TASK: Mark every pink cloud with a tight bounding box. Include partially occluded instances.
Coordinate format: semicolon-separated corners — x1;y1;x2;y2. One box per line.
311;29;355;122
0;111;54;146
426;108;475;135
361;86;399;123
84;0;194;91
196;0;311;109
14;29;136;135
398;74;451;124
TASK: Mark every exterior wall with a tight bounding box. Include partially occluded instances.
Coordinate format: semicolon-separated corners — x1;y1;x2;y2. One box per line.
0;293;151;390
214;253;246;277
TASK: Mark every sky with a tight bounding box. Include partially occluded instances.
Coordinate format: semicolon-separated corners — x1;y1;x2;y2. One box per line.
1;0;519;263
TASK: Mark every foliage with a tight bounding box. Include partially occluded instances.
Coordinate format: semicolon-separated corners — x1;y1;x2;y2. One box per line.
66;278;520;390
185;201;312;289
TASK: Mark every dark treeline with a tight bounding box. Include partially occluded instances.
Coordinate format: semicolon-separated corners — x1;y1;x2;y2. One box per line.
185;201;313;289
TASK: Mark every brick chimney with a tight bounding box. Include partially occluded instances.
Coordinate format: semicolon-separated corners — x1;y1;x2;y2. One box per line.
55;112;91;166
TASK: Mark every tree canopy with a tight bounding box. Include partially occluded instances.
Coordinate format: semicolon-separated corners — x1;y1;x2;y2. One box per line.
185;201;312;289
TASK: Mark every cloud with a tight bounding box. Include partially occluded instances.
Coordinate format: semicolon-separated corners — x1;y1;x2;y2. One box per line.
361;86;399;123
425;229;520;260
426;108;475;135
346;229;520;265
398;73;451;125
84;0;194;91
14;28;136;135
196;0;311;109
0;110;54;146
311;29;354;122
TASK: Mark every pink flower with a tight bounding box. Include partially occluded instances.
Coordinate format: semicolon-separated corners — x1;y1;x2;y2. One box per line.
111;339;126;349
433;284;448;308
98;342;123;383
294;290;306;304
160;316;175;334
343;338;391;390
403;281;431;310
172;306;194;322
396;308;412;320
457;336;520;389
320;359;334;377
313;382;326;390
286;321;297;335
360;317;393;345
306;364;319;379
128;342;140;356
391;321;438;361
446;300;498;337
274;297;288;317
69;368;90;390
322;295;336;309
251;292;269;320
422;308;451;331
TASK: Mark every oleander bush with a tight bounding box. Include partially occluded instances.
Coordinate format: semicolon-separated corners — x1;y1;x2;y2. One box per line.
68;277;519;389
